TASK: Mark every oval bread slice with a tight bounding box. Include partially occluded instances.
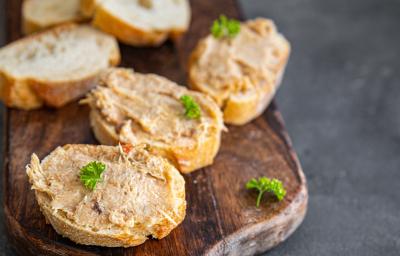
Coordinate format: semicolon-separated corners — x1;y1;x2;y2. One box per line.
26;144;186;247
0;24;120;109
84;68;224;173
189;18;291;125
92;0;191;46
22;0;86;34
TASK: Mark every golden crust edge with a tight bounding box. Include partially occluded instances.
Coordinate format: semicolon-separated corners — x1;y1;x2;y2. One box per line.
92;3;188;46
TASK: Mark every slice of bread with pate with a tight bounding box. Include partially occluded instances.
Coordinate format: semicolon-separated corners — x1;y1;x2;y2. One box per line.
83;68;224;173
0;24;120;109
22;0;86;34
26;144;186;247
90;0;191;46
189;18;291;125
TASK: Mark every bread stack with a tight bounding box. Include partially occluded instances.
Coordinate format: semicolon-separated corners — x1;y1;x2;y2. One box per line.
0;0;290;248
23;0;191;46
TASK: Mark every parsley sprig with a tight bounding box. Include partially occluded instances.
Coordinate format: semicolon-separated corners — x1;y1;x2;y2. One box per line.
79;161;106;190
180;95;201;119
211;15;241;39
246;177;286;207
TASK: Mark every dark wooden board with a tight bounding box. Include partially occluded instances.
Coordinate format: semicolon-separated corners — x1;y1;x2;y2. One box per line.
3;0;308;255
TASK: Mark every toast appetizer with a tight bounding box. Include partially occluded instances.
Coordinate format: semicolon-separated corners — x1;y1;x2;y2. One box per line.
0;24;120;109
83;68;224;173
189;17;290;125
26;144;186;247
91;0;191;46
22;0;85;34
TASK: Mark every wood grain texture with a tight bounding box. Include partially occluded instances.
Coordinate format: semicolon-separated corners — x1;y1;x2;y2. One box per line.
2;0;308;255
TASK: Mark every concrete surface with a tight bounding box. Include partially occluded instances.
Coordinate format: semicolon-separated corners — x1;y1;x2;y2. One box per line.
0;0;399;255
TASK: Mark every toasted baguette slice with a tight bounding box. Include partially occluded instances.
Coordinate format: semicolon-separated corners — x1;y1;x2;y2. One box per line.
0;24;120;109
22;0;86;34
26;144;186;247
91;0;191;46
189;18;290;125
83;68;224;173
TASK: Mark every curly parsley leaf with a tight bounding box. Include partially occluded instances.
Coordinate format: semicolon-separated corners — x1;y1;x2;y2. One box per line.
246;177;286;207
80;161;106;190
180;95;201;119
211;15;241;39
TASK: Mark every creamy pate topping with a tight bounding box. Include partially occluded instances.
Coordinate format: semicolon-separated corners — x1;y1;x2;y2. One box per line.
28;145;184;233
87;69;223;148
190;18;290;107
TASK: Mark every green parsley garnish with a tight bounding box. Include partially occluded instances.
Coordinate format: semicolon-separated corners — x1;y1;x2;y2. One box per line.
79;161;106;190
211;15;241;39
180;95;201;119
246;177;286;207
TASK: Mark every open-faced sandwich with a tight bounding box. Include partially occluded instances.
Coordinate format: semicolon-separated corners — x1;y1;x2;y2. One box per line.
83;68;224;173
0;24;120;109
189;17;290;125
26;144;186;247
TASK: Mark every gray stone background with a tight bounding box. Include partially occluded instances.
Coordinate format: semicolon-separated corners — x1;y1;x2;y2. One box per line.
0;0;399;255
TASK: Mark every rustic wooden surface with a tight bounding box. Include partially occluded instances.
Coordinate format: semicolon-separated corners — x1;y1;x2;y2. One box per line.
3;0;308;255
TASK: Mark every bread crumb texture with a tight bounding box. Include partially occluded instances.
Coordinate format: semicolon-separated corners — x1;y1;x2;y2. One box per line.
0;24;120;109
22;0;86;34
92;0;191;46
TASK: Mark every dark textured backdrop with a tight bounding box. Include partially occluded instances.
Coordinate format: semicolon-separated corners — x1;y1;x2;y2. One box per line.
0;0;400;255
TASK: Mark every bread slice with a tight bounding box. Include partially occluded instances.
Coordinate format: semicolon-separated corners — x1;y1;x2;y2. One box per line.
0;24;120;109
189;18;290;125
91;0;191;46
26;144;186;247
22;0;86;34
83;68;224;173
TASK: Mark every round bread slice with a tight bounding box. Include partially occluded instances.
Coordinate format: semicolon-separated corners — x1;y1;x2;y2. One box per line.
0;24;120;109
83;68;224;173
26;144;186;247
22;0;86;34
92;0;191;46
189;18;291;125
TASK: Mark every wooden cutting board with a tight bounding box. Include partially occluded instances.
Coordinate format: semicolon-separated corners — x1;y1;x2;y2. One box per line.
3;0;308;255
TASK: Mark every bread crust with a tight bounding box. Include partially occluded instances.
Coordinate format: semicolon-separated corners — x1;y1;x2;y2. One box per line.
27;144;186;247
93;6;168;46
0;24;120;110
188;18;290;125
22;18;43;36
0;70;43;109
80;0;98;18
86;68;224;173
92;0;189;46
